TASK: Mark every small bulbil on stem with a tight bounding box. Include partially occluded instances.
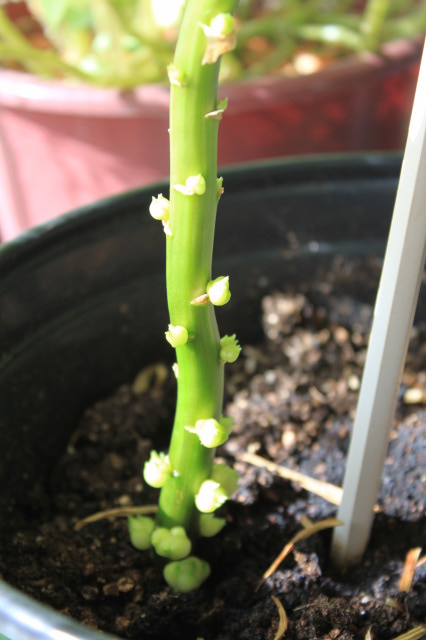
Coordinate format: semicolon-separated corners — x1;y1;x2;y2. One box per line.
132;0;239;592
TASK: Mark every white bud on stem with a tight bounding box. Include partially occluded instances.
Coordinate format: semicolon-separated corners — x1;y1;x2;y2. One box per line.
143;451;173;488
185;418;229;448
195;480;228;513
149;194;170;221
172;174;206;196
200;13;237;64
167;64;188;86
165;324;189;347
207;276;231;306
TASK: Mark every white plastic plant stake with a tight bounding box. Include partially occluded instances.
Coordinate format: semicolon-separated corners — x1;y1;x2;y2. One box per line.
331;38;426;567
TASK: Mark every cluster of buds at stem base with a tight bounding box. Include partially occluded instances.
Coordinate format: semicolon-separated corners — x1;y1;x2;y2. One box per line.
164;557;211;593
128;514;211;592
151;526;192;560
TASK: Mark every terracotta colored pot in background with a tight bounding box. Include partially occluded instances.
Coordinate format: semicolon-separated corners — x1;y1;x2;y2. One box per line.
0;37;422;241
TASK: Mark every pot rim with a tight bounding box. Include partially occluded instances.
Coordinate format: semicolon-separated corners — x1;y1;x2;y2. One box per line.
0;580;118;640
0;151;402;266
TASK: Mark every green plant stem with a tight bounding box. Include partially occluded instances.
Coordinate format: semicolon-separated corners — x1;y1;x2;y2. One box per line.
156;0;238;536
384;8;426;41
236;16;364;57
295;23;363;52
361;0;390;49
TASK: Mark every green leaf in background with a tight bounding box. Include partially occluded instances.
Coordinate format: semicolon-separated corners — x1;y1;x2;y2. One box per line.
37;0;92;29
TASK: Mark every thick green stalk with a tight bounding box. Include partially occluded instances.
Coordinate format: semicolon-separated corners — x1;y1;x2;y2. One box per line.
156;0;238;535
138;0;241;591
361;0;390;49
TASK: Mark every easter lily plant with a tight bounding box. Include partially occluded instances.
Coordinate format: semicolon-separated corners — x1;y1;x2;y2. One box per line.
126;0;240;593
128;0;426;596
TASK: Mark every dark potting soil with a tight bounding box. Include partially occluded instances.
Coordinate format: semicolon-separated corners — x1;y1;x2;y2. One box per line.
1;257;425;640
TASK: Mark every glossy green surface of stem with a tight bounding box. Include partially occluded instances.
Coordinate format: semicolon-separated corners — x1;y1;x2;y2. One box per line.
157;0;238;535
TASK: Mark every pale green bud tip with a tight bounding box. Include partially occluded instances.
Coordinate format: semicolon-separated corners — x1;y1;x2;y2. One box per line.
195;480;228;513
200;14;237;65
207;276;231;306
221;415;234;435
186;174;206;195
151;526;192;561
164;557;211;593
165;324;188;348
220;334;241;363
172;174;206;196
212;463;239;497
217;176;224;200
143;451;172;488
186;418;228;448
210;13;235;37
149;194;169;221
199;513;226;538
128;516;155;551
205;99;228;122
167;64;187;86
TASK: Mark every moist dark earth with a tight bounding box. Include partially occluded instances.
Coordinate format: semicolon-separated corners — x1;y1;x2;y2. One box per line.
1;259;425;639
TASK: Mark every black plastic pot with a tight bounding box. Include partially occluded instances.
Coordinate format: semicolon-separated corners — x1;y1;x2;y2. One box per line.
0;154;417;639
